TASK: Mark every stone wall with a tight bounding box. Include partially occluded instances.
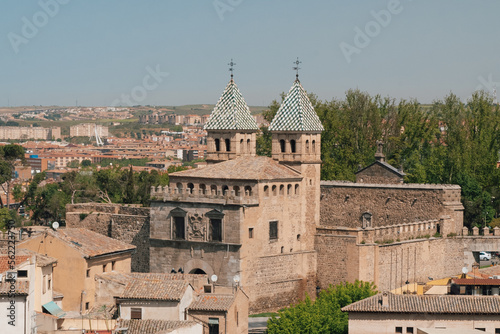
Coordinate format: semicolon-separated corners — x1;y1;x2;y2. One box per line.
66;203;150;272
356;163;403;184
320;181;462;232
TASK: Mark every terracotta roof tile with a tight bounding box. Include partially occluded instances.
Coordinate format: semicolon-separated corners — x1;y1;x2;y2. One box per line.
0;255;30;274
119;275;189;301
171;156;301;181
25;228;136;258
189;293;235;311
342;293;500;314
0;281;29;296
117;319;197;334
452;278;500;286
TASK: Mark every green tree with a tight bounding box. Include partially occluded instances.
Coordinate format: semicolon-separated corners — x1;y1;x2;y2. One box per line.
267;281;377;334
81;160;92;167
0;144;25;208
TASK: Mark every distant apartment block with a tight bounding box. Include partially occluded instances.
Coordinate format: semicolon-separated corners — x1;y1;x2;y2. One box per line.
139;113;210;126
70;123;109;137
0;126;61;140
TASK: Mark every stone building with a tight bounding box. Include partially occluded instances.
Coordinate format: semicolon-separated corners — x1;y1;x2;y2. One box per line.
150;76;323;312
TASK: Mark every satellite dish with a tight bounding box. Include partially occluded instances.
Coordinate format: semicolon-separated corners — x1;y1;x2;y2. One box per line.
233;275;240;283
462;267;469;274
52;222;60;230
211;274;218;283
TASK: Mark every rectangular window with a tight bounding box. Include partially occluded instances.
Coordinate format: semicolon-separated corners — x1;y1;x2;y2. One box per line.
249;228;254;239
210;219;222;242
395;327;403;334
43;275;47;294
48;278;51;290
17;270;28;278
86;269;90;278
495;329;500;334
208;318;219;334
269;221;278;240
174;217;185;239
103;264;107;272
406;328;414;334
85;302;89;310
131;308;142;320
112;261;116;271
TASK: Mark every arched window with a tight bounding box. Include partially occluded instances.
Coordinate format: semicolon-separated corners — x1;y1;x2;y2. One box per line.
199;184;206;194
264;185;269;197
362;212;373;229
280;139;286;153
233;186;240;196
176;182;183;193
306;140;310;153
187;183;194;194
244;185;252;196
215;138;220;152
240;139;244;153
290;140;296;153
279;184;284;195
222;185;229;195
312;140;316;153
272;185;277;196
295;184;300;195
225;138;231;152
287;184;292;195
247;139;251;153
210;185;218;195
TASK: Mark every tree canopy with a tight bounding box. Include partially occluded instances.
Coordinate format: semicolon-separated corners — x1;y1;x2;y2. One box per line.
267;281;377;334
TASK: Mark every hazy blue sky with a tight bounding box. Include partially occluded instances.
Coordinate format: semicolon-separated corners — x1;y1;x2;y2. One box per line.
1;0;499;107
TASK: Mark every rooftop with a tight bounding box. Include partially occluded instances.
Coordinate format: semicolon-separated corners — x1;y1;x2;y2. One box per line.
204;79;259;131
342;292;500;314
0;255;31;274
170;156;301;181
0;281;29;296
189;293;235;311
268;79;324;132
116;319;198;334
20;228;136;259
119;275;190;301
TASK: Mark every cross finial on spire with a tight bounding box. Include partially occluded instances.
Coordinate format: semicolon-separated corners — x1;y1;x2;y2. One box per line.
293;57;301;80
228;59;236;80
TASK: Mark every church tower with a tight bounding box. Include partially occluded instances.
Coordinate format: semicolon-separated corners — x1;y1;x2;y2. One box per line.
269;70;324;229
204;68;259;164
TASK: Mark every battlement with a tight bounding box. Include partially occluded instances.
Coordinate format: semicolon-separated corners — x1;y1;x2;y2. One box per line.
150;185;259;205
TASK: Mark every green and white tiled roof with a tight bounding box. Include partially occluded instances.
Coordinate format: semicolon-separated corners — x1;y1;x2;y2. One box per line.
268;79;324;132
204;79;259;131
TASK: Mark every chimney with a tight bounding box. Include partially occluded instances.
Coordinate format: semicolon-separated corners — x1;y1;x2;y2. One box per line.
382;292;389;307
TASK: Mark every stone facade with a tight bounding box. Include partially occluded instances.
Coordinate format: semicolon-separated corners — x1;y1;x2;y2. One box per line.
66;203;150;272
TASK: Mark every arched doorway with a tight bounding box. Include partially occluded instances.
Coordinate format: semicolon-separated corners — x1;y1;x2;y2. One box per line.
190;268;207;275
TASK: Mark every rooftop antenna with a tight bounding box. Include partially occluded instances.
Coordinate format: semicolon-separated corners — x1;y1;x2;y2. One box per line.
228;59;236;80
293;57;301;80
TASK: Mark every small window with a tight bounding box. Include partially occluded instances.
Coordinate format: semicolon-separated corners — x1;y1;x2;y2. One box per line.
395;327;403;334
295;184;300;195
85;302;89;310
225;138;231;151
475;329;485;332
131;308;142;320
279;185;284;195
209;219;222;242
249;228;254;239
240;139;244;152
280;139;286;153
233;186;240;196
244;185;252;196
174;217;185;240
208;318;219;334
264;185;269;197
312;140;316;153
406;328;414;334
215;139;220;152
48;278;51;290
222;185;229;195
17;270;28;278
103;264;107;272
112;261;116;271
287;184;292;195
281;246;284;253
86;269;90;278
187;183;194;193
272;185;277;196
290;139;296;153
495;329;500;334
247;139;251;152
306;140;310;152
270;221;278;240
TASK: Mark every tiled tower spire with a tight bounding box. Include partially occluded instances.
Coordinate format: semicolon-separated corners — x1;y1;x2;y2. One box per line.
204;73;258;164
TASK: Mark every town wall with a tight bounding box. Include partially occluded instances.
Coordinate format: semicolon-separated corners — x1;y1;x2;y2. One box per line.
320;181;462;234
66;203;150;272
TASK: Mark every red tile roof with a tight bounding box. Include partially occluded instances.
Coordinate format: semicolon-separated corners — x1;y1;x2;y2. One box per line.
0;255;30;274
342;293;500;314
0;281;29;296
452;278;500;286
119;275;190;301
116;319;197;334
189;293;235;311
